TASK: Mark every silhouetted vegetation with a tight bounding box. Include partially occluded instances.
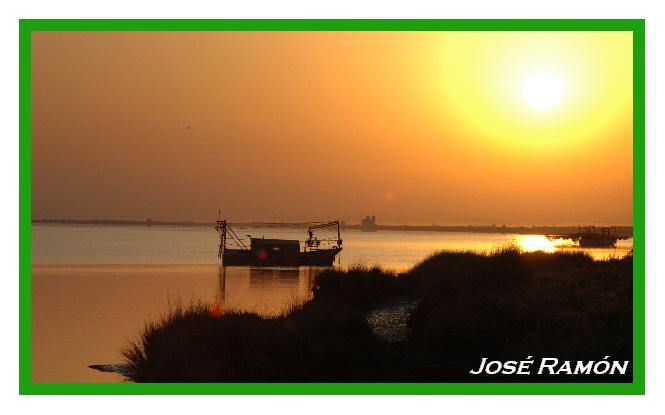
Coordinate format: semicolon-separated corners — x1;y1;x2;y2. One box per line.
122;294;398;382
404;248;632;381
312;264;408;309
121;248;632;382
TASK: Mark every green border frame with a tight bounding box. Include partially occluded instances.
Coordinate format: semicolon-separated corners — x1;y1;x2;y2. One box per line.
18;19;645;395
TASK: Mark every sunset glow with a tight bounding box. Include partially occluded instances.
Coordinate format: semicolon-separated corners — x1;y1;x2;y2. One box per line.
28;25;637;385
31;31;633;225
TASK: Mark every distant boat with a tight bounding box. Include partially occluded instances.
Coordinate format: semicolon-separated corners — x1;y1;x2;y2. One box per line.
553;225;628;248
215;220;342;266
573;226;619;247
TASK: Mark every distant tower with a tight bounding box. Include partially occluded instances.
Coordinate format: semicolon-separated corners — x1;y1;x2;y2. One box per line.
360;215;377;232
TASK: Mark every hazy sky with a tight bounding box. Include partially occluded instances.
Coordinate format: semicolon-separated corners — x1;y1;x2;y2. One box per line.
32;31;633;225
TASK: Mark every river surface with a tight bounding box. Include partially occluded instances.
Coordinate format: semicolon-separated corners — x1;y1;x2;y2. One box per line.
30;223;632;382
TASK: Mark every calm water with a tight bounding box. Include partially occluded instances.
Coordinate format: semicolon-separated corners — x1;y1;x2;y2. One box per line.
31;223;632;382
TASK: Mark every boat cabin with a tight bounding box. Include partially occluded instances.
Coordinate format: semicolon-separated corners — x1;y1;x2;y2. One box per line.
250;238;300;262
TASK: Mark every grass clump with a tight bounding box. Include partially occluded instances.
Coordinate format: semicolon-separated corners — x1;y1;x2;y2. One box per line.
122;293;397;382
312;264;406;309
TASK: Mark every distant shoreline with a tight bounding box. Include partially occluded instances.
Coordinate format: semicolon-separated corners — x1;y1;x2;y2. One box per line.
31;218;633;237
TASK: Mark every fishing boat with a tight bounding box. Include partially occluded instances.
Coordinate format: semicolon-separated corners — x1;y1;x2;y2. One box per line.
552;225;626;248
215;220;343;266
570;226;619;247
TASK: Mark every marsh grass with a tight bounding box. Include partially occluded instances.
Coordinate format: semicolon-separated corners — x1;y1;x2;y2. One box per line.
404;247;632;381
121;248;632;382
121;290;396;382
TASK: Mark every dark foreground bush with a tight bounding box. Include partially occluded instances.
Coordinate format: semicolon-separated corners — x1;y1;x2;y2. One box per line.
312;264;407;309
122;249;632;382
122;298;398;382
405;248;632;381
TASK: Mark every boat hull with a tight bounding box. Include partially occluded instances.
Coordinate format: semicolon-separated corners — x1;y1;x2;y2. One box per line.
578;236;618;248
222;247;341;266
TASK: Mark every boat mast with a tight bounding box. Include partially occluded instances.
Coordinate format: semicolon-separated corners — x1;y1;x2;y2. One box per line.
337;221;342;247
215;219;227;260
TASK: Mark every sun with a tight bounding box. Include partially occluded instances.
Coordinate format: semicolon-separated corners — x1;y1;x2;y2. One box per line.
521;72;565;111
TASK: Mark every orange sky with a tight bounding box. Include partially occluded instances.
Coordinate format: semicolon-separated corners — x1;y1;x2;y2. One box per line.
31;31;633;225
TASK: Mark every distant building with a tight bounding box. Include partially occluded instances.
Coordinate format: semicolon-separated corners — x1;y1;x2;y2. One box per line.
360;215;377;232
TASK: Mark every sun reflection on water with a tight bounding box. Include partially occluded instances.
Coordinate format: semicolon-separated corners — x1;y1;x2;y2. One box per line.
516;235;575;253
